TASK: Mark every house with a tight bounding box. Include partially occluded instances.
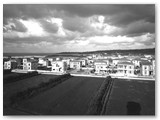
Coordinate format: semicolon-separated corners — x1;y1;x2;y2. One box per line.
23;58;38;71
76;58;87;67
56;57;62;61
112;59;120;66
117;61;135;76
87;59;94;66
141;61;153;76
112;57;131;66
15;58;23;69
51;61;67;73
132;58;142;67
4;60;17;70
94;61;109;75
97;59;111;65
70;60;82;70
152;58;155;76
62;59;71;68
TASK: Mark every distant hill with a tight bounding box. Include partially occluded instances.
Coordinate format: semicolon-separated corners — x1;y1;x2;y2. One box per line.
4;48;155;58
58;48;155;55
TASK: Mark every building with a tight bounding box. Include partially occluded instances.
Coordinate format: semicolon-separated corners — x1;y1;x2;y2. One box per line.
15;58;23;69
117;61;135;76
62;59;71;68
132;58;142;67
76;59;87;67
112;59;120;66
152;58;155;76
70;60;82;70
87;59;94;66
51;61;67;73
112;57;131;66
141;61;153;76
4;60;17;70
23;58;38;71
94;61;109;75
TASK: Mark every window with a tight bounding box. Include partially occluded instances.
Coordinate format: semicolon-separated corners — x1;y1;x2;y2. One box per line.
56;64;59;67
145;71;147;75
119;65;123;68
129;66;132;69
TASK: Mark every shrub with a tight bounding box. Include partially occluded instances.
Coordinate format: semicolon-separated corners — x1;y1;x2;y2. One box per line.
87;76;113;115
10;73;72;105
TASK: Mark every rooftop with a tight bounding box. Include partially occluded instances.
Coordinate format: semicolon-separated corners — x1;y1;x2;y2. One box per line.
118;61;134;65
141;61;152;65
94;60;107;64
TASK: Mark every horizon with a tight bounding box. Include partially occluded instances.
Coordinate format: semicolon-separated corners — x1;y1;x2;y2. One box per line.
3;4;155;53
3;48;155;55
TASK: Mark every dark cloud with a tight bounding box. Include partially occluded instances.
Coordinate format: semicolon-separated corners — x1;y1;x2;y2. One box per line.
3;4;51;20
39;19;59;33
63;16;91;33
3;19;28;33
111;20;155;37
3;4;155;53
11;19;28;32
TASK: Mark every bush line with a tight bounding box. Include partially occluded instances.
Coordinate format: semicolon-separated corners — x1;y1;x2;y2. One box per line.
4;71;39;84
87;76;114;115
10;73;72;105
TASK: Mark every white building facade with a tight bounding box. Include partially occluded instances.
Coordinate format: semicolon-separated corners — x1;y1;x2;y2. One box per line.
117;62;135;76
94;61;109;75
51;61;67;73
70;60;82;70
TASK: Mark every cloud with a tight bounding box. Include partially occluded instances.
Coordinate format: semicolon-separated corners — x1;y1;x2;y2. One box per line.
3;4;155;53
110;20;155;37
3;19;28;33
38;19;59;33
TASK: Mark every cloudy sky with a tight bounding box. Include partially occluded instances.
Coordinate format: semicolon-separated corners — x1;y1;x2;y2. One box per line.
3;4;155;53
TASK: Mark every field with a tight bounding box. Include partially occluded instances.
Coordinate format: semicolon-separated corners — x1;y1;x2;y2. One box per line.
3;74;155;115
3;74;59;107
105;79;155;115
3;73;20;80
13;76;104;115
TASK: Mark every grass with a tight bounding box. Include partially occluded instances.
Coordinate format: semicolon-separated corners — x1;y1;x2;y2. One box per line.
105;79;155;115
9;76;104;115
10;74;72;105
3;71;39;84
87;76;114;115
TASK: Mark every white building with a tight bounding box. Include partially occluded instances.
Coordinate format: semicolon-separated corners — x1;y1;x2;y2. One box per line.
117;61;135;76
152;59;155;76
141;61;153;76
51;61;67;73
23;58;38;71
132;58;142;67
70;60;82;70
4;60;17;70
112;59;120;66
76;59;87;67
94;61;109;75
62;59;71;67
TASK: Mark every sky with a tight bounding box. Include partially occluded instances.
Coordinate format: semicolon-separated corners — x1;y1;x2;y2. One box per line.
3;4;155;53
